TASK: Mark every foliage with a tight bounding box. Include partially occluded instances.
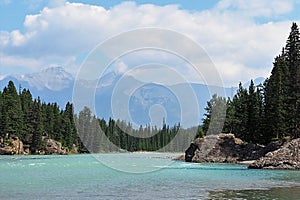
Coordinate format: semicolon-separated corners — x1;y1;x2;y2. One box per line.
0;81;79;153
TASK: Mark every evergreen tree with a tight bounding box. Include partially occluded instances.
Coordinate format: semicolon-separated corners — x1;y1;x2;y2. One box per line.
230;83;248;141
264;53;288;141
246;80;261;143
202;94;227;135
43;103;54;138
77;106;92;153
63;102;77;149
223;98;235;133
30;99;44;153
285;22;300;138
1;81;23;138
20;89;33;140
52;103;63;141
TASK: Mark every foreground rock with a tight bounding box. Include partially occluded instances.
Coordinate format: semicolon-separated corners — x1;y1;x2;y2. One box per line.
249;138;300;169
185;133;283;163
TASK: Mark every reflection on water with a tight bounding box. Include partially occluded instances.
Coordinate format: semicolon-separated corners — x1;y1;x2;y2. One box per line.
208;187;300;200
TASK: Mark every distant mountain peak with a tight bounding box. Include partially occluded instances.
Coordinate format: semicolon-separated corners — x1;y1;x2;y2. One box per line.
12;66;74;91
41;66;73;79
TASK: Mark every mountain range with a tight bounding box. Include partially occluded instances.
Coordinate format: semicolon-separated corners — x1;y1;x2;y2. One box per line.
0;67;264;128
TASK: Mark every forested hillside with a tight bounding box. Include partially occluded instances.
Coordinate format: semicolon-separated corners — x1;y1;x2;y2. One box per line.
0;80;79;153
202;22;300;144
0;81;195;154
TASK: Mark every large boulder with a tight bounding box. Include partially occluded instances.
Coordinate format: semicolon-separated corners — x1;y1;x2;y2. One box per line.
190;134;246;163
44;138;68;155
249;138;300;169
185;133;282;163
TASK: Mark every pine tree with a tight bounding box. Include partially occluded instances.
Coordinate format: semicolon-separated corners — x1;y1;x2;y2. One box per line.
202;94;227;135
246;80;261;143
264;53;288;141
20;89;33;140
77;106;92;153
231;83;248;141
52;103;63;141
223;98;235;133
43;103;54;138
30;99;44;153
285;22;300;138
1;81;23;138
63;102;77;149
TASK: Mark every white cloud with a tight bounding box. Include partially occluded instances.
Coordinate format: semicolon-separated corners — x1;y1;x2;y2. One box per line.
0;1;298;86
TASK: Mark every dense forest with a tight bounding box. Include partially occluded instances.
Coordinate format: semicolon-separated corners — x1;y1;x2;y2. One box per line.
202;22;300;144
0;81;195;153
0;81;80;153
77;106;195;152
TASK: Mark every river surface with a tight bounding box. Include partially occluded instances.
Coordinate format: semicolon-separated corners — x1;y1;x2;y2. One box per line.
1;153;300;199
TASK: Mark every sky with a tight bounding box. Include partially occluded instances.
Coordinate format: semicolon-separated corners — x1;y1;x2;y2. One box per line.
0;0;300;86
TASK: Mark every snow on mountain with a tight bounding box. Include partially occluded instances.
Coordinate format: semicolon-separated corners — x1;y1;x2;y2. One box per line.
12;67;74;91
0;66;241;127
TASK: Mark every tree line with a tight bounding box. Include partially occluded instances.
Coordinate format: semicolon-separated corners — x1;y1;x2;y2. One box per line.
76;106;196;152
202;22;300;144
0;81;195;153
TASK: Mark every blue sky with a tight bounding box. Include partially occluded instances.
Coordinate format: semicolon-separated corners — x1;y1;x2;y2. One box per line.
0;0;219;31
0;0;300;86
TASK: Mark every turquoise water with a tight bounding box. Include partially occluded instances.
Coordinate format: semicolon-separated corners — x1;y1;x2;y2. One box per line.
1;153;300;200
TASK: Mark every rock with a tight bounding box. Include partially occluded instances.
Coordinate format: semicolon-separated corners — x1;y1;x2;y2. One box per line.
249;138;300;170
0;137;25;155
44;138;68;155
0;135;73;155
11;138;24;154
185;143;199;162
185;133;283;164
0;147;13;155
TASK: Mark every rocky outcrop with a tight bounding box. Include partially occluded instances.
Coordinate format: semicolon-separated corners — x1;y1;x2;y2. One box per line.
43;138;68;155
185;133;283;163
249;138;300;169
0;136;68;155
0;137;25;155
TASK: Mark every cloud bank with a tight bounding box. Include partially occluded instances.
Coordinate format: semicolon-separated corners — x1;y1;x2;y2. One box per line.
0;0;299;86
